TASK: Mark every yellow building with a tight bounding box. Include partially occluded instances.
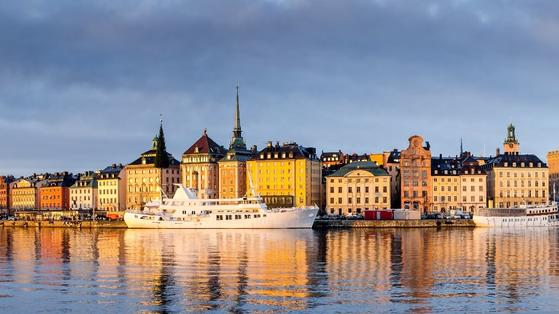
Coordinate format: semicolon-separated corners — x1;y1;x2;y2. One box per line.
431;157;461;212
246;142;322;208
218;86;254;199
369;153;384;166
9;175;49;210
98;164;127;216
125;124;180;210
326;161;391;216
460;165;487;212
181;129;225;199
483;124;548;208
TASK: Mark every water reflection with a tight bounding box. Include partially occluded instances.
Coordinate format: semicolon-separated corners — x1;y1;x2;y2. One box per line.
1;227;559;312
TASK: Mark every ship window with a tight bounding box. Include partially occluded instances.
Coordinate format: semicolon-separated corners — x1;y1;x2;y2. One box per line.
226;215;232;220
245;215;251;219
216;215;223;220
191;211;196;215
254;214;260;218
235;215;241;219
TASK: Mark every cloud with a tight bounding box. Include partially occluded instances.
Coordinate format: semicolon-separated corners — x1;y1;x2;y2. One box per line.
0;0;558;175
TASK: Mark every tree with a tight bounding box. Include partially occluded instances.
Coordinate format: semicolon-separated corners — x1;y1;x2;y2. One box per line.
154;122;169;168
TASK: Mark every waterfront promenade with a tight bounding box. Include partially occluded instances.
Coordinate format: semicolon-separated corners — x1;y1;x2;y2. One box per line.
0;219;474;229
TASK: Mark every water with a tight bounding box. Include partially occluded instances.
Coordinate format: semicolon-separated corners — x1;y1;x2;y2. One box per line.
1;227;559;313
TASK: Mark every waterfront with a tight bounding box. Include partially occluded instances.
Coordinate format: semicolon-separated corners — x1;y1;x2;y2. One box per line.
1;228;559;313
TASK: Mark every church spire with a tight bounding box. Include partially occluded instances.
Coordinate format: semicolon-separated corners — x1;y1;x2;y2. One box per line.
229;82;246;150
460;137;463;155
233;82;242;138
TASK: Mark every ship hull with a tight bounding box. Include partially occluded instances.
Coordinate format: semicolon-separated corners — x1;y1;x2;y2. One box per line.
124;207;318;229
473;214;559;227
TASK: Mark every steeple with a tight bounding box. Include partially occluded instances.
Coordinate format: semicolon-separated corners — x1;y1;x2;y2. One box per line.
229;82;246;150
154;116;170;168
503;123;520;155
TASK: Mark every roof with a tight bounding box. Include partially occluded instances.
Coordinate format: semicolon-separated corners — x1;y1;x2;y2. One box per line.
431;157;461;176
250;142;318;161
483;153;547;169
128;151;180;166
328;161;389;177
183;130;226;156
100;164;125;174
386;150;401;163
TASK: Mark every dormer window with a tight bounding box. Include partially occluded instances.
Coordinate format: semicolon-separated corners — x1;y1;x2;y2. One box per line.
512;162;516;167
260;154;264;159
504;162;508;167
195;147;199;153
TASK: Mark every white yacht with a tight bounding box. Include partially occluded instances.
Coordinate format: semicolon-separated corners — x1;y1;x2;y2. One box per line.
473;203;559;227
124;185;319;229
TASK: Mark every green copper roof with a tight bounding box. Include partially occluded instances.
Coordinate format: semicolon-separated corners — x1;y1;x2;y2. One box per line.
328;161;389;177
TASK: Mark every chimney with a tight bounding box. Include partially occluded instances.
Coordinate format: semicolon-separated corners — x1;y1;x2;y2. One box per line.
496;148;500;156
267;141;273;148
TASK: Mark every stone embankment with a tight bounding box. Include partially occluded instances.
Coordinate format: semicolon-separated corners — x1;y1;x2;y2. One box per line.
0;220;127;228
313;219;475;229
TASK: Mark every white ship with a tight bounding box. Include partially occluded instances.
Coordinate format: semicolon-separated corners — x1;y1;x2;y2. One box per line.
473;203;559;227
124;185;319;229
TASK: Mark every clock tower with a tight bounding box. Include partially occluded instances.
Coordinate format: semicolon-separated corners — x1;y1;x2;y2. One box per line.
503;123;520;155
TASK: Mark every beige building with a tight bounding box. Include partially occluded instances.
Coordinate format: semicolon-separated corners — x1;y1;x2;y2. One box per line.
246;142;322;208
9;175;49;210
218;86;254;199
431;157;461;212
181;129;225;199
126;128;180;210
430;155;487;213
400;135;432;212
98;164;127;215
483;124;548;208
326;161;391;216
69;171;98;210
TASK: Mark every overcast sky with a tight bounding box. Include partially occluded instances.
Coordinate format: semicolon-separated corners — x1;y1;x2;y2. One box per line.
1;0;558;176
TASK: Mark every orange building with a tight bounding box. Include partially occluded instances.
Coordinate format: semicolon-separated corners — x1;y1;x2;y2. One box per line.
40;173;75;210
0;176;14;212
181;130;225;199
400;135;432;212
218;86;254;199
547;150;559;201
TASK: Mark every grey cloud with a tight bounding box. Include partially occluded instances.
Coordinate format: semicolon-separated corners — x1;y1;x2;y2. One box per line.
0;0;558;175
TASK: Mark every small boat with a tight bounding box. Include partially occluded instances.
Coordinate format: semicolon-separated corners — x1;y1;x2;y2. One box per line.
124;185;319;229
473;203;559;227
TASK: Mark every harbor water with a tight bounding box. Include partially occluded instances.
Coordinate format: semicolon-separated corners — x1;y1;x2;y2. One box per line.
1;227;559;313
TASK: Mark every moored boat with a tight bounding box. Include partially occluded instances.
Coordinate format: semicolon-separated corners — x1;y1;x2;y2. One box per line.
473;203;559;227
124;185;318;229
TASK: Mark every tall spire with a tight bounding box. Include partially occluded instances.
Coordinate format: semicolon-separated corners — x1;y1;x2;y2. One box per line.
233;81;242;138
229;82;246;150
154;116;169;168
460;137;463;155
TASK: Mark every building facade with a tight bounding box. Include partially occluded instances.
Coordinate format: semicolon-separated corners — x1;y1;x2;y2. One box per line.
40;172;75;210
0;176;14;212
218;86;254;199
383;149;401;209
459;165;487;212
10;175;49;210
430;155;487;213
547;150;559;201
98;164;127;215
246;142;322;208
126;128;180;210
431;157;461;212
69;171;98;210
400;135;432;212
181;130;225;199
483;124;549;208
326;161;391;216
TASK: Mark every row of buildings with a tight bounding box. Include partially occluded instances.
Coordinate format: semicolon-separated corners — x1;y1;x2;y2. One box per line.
0;88;556;218
0;87;322;218
322;124;551;216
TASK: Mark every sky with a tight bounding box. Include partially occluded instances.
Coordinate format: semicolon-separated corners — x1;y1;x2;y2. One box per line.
1;0;559;176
